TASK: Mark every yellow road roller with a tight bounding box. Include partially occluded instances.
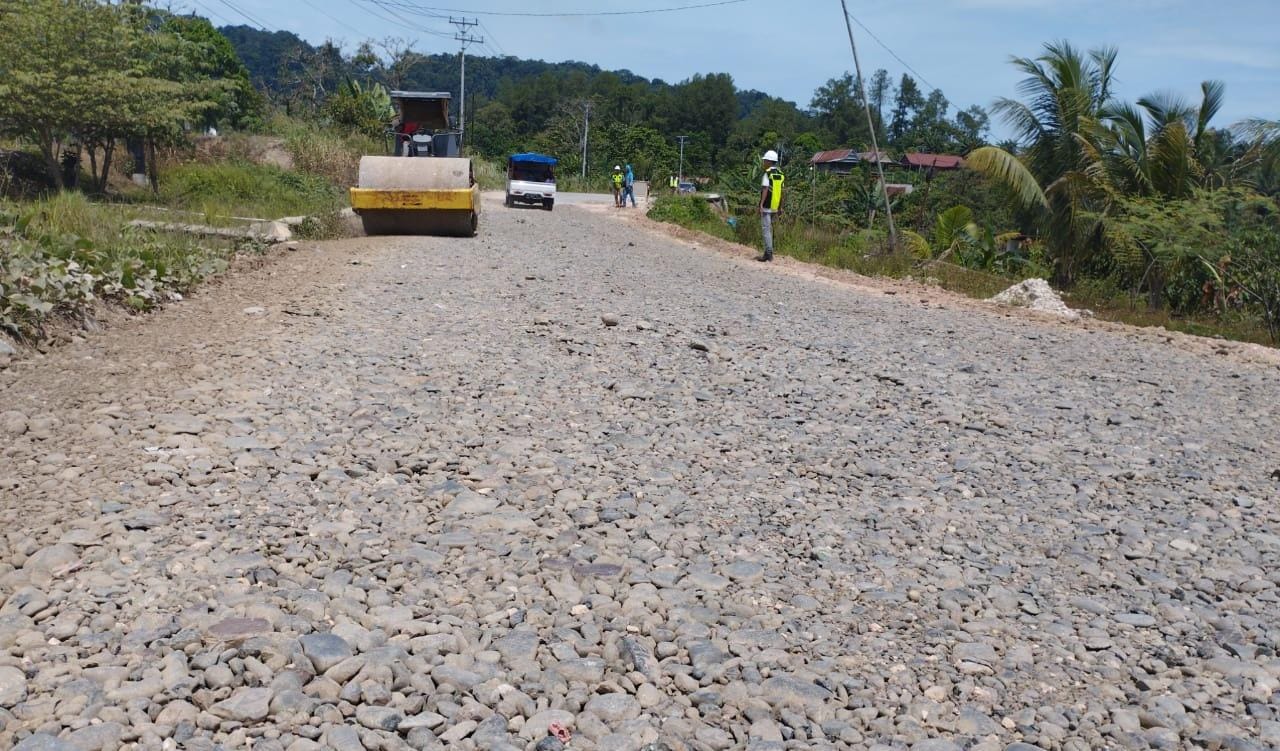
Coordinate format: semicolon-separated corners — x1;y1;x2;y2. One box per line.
349;91;480;237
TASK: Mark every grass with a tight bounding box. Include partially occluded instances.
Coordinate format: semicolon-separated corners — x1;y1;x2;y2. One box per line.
1;192;261;342
151;162;342;222
1065;284;1275;346
652;194;1018;300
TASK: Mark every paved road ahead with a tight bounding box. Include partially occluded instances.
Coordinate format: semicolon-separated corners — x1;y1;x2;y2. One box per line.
1;199;1278;750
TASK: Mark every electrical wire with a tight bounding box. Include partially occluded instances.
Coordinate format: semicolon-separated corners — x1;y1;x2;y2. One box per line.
298;0;378;39
842;8;935;91
479;20;506;56
187;0;235;26
216;0;273;30
373;0;747;18
355;0;454;37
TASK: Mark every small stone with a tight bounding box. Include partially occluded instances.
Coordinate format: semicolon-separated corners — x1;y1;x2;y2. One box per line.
208;617;271;641
0;665;29;706
601;314;620;327
24;543;78;572
299;633;353;672
14;734;76;751
553;657;605;683
210;687;272;722
584;693;640;724
356;705;402;731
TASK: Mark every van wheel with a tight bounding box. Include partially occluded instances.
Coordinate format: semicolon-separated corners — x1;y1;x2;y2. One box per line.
504;195;513;208
543;199;554;211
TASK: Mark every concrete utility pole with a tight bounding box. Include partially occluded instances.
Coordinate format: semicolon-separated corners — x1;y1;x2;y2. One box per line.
581;100;592;179
839;0;897;251
676;135;690;184
450;17;482;146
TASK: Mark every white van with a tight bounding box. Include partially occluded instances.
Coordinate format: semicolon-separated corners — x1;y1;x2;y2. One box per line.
505;153;557;211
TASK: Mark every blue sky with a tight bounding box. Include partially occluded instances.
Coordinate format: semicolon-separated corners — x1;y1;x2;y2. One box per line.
185;0;1279;136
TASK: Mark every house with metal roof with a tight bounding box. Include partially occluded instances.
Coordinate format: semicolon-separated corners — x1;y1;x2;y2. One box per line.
809;149;861;175
902;153;966;171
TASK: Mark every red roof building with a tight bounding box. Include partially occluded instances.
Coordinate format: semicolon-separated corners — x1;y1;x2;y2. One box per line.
809;149;861;174
903;153;965;170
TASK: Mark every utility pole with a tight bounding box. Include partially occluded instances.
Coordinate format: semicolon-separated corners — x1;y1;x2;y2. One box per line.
676;135;690;184
581;100;592;179
839;0;897;251
450;17;482;146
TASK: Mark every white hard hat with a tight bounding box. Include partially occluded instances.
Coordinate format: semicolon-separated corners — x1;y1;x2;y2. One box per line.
762;150;779;163
614;165;621;169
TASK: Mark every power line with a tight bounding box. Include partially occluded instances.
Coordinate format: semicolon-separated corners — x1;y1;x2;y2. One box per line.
842;7;935;91
216;0;272;30
374;0;746;18
186;0;234;26
356;0;453;37
298;0;378;39
478;20;506;56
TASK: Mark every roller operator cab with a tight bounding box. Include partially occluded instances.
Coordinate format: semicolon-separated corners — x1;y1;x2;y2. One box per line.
505;153;558;211
348;91;480;237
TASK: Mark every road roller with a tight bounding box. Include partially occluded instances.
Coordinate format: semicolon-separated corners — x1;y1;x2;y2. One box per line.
349;91;480;237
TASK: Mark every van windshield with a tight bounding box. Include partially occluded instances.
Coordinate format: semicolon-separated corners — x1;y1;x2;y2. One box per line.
511;164;554;183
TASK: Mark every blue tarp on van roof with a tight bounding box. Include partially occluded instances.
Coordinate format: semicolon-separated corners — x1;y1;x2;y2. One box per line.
509;152;557;165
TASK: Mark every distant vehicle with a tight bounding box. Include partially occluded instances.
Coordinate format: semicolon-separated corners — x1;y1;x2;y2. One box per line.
505;153;557;211
677;180;696;194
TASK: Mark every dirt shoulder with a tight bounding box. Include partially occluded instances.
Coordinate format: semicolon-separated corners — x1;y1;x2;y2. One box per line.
584;200;1280;369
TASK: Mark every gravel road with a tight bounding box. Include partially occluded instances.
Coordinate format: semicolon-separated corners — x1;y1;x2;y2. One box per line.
1;197;1278;751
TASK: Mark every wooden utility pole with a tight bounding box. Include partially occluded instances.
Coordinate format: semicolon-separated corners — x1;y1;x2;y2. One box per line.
840;0;897;251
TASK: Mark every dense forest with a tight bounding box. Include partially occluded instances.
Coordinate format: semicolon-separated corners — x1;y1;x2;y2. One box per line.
218;26;992;179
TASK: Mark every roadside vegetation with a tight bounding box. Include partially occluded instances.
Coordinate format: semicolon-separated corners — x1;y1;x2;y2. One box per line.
3;1;1279;349
648;44;1280;345
0;1;369;343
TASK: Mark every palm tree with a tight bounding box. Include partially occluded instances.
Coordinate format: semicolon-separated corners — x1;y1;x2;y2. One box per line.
968;41;1233;285
966;42;1117;284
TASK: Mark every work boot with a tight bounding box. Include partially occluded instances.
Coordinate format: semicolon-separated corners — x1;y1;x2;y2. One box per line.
755;254;772;262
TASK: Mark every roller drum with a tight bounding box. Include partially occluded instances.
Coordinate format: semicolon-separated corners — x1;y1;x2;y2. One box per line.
354;156;479;237
357;156;473;191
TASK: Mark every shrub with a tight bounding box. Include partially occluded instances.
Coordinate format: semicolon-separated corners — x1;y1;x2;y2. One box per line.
648;195;715;225
1;196;241;341
157;161;340;220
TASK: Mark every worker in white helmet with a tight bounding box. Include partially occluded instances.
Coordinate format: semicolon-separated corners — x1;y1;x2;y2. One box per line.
757;150;784;262
611;165;624;207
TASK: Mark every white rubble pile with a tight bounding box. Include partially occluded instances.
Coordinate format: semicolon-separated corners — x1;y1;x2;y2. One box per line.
991;278;1085;320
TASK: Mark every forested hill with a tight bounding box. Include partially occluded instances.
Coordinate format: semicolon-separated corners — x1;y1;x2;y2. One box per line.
219;24;990;176
219;26;654;103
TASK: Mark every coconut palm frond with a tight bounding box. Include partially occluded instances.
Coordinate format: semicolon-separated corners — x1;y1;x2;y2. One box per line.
967;146;1048;209
1195;80;1226;146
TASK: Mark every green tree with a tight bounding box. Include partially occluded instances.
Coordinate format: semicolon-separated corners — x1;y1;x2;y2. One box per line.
325;79;393;138
672;73;737;169
469;101;518;158
0;0;210;190
810;73;870;147
966;42;1117;283
889;74;924;145
160;13;261;129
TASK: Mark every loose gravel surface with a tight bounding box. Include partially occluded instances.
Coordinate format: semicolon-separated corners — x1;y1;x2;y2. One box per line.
2;197;1279;751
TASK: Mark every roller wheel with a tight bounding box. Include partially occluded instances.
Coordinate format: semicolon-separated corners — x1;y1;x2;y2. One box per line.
360;210;477;237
